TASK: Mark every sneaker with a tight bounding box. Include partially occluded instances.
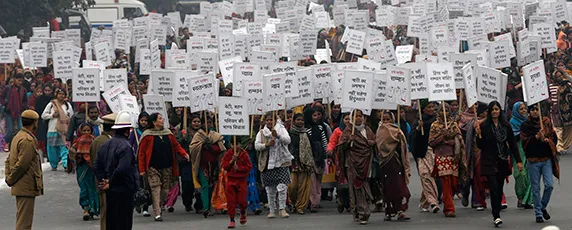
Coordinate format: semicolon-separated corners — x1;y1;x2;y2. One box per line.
542;209;551;220
167;206;174;212
501;204;508;210
462;195;469;207
279;209;290;218
228;221;236;228
142;211;150;217
430;204;440;213
82;211;90;221
240;213;247;225
359;220;368;225
523;204;534;209
536;217;544;223
154;215;163;222
267;211;276;218
494;218;503;227
476;207;485;211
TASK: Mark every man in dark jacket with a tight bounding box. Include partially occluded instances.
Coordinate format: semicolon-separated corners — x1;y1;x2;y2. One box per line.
94;111;138;230
1;73;28;147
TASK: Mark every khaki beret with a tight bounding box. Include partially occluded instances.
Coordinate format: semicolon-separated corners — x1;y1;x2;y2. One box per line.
102;113;117;124
21;110;39;120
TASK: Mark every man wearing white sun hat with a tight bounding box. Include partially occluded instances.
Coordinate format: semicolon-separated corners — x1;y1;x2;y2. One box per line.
94;111;139;230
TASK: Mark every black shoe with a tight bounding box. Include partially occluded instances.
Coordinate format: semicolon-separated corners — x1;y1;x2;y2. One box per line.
536;217;544;223
523;204;534;209
501;204;508;210
185;206;192;212
462;196;469;207
167;207;174;212
154;216;163;222
337;204;344;213
542;209;551;220
517;200;523;209
494;218;503;227
203;210;209;218
254;209;262;215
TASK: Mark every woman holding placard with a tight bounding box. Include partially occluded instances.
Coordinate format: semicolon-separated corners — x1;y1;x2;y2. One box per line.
303;106;331;212
287;113;315;215
428;103;466;218
255;113;294;219
509;102;534;209
476;101;524;227
520;105;558;223
336;109;375;225
41;88;74;171
376;111;411;221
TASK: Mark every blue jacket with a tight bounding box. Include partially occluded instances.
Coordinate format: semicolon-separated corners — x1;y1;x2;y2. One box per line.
94;134;139;194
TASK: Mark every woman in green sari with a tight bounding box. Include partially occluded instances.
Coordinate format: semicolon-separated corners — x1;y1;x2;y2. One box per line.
509;102;533;209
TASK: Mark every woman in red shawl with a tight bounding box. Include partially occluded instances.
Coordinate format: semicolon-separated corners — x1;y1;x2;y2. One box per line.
336;109;375;225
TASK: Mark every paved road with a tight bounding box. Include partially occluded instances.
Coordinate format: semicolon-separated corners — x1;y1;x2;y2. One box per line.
1;151;571;230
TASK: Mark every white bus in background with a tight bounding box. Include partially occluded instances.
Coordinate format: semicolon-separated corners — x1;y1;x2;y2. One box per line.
86;0;148;28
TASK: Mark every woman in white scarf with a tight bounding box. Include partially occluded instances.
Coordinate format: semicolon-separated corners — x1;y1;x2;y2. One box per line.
255;113;294;218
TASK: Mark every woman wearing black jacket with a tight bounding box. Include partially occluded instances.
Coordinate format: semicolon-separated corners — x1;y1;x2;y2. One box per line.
476;101;524;227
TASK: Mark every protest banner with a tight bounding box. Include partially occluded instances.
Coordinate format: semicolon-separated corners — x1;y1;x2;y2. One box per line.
103;69;128;92
219;97;250;136
143;94;170;126
264;73;286;111
522;60;549;106
386;67;412;106
233;62;261;97
118;94;140;114
139;49;152;75
172;70;199;107
82;60;106;90
150;70;175;102
94;42;112;67
0;39;17;63
219;56;242;85
450;53;478;89
166;49;189;69
395;45;414;64
187;74;218;113
331;70;344;104
426;62;457;102
341;70;374;115
272;62;298;98
52;51;74;81
288;68;315;107
196;51;219;73
300;30;318;56
462;63;478;108
532;23;557;51
244;80;265;115
344;29;366;55
72;68;101;102
401;62;429;100
357;58;381;72
372;71;398;110
103;84;130;114
312;64;334;100
475;66;507;108
489;39;511;69
29;42;48;67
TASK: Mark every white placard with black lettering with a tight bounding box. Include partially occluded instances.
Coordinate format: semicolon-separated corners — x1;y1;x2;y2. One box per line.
52;51;74;81
196;51;219;73
219;56;242;85
0;39;17;63
172;70;199;107
103;69;128;92
489;39;511;69
263;73;286;111
272;62;298;98
462;63;478;107
450;53;478;89
395;45;414;64
118;95;140;115
522;60;549;106
29;42;48;67
312;64;333;100
288;68;315;107
372;71;398;110
140;49;152;75
103;84;130;114
187;74;218;113
475;66;506;108
94;42;112;67
401;62;429;100
244;80;265;115
143;94;169;126
72;68;101;102
233;62;261;97
345;29;366;55
427;62;457;102
150;70;175;101
219;97;250;136
386;67;412;106
341;70;374;111
166;49;189;69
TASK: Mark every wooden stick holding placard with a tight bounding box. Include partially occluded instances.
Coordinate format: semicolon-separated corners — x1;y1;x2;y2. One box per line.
418;99;424;136
473;103;481;138
233;135;237;158
538;103;544;132
442;101;448;129
458;89;464;115
183;107;188;131
85;102;88;122
397;106;401;128
215;108;219;133
250;115;254;138
351;110;357;147
204;110;209;134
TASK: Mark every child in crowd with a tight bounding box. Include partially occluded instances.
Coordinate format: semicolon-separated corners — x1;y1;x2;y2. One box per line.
221;141;253;228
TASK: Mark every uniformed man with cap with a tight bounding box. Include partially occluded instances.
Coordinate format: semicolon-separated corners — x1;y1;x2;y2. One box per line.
89;113;116;230
5;110;44;230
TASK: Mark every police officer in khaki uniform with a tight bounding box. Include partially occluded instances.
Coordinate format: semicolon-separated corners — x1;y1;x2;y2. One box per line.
4;110;44;230
89;113;115;230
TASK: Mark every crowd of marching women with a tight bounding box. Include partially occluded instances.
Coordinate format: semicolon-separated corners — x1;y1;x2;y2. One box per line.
2;0;572;229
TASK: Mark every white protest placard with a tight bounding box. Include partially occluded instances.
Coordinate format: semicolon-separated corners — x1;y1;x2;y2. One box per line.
196;51;219;73
272;62;298;98
244;80;264;115
345;29;366;55
357;58;381;72
103;84;130;114
143;94;169;126
82;60;106;90
395;45;414;64
475;66;506;108
427;62;457;102
52;51;74;81
289;68;315;107
219;56;242;85
150;25;167;46
219;97;250;136
264;73;286;111
522;60;549;105
342;70;374;111
188;74;218;113
402;62;429;100
140;49;152;75
450;53;478;89
532;23;557;51
172;70;198;107
387;67;412;106
103;69;128;92
381;39;398;67
94;42;112;67
315;49;331;64
166;49;189;69
0;39;17;63
72;68;101;102
462;63;478;107
494;33;516;58
489;39;511;69
300;30;318;56
372;71;397;110
118;95;140;115
29;42;47;67
233;62;261;97
150;70;175;101
312;65;333;100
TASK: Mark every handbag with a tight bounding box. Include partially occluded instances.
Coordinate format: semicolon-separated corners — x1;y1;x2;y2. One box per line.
53;101;70;135
134;175;151;206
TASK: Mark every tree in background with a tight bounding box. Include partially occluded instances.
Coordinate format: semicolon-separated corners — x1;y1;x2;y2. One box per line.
0;0;94;37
